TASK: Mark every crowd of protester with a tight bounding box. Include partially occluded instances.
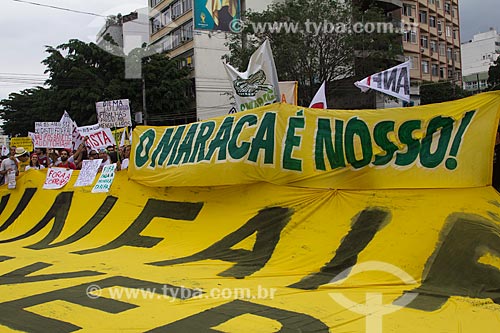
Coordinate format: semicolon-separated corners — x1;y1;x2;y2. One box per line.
0;140;131;186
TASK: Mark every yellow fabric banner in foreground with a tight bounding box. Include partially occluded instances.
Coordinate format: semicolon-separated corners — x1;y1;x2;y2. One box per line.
1;170;500;331
129;92;500;189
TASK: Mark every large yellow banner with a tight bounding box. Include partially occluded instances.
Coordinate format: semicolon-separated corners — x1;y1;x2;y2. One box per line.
129;92;500;189
1;170;500;331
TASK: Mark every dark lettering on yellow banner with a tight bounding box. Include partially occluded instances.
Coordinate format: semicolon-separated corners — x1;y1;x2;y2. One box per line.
0;262;103;285
147;299;329;332
0;276;200;333
75;199;203;254
149;207;293;279
0;188;37;233
399;213;500;311
42;196;118;249
0;192;73;246
289;208;390;290
0;193;10;216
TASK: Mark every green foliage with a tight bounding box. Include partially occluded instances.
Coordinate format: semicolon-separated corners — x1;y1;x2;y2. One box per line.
0;39;192;136
420;81;471;105
488;57;500;90
223;0;403;105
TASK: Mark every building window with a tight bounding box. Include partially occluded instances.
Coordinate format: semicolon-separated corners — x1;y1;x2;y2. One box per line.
447;47;452;60
421;35;429;49
422;60;429;74
446;25;452;37
429;16;436;28
407;55;419;69
403;4;415;16
419;10;428;24
151;0;164;7
437;20;443;33
448;69;453;78
430;40;438;53
440;67;446;78
403;29;417;44
182;0;193;12
172;1;182;18
432;64;439;76
445;2;451;14
162;8;172;25
182;20;194;40
439;43;446;56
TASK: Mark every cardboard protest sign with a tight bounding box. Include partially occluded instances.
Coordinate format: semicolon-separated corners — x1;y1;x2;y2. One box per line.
34;122;72;149
92;163;117;193
43;167;73;189
77;124;116;150
10;137;34;152
96;99;132;128
74;159;102;187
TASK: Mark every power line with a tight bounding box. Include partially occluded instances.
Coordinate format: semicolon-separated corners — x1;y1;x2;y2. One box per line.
11;0;107;17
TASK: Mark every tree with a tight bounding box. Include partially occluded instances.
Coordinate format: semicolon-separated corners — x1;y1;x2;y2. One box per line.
224;0;403;106
488;57;500;90
0;39;192;136
420;81;471;105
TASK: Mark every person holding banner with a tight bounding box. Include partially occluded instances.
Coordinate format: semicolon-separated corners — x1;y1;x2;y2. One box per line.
0;147;19;188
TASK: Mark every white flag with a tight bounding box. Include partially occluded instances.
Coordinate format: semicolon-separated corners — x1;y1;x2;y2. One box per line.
309;81;327;109
225;39;280;112
119;128;127;147
354;61;410;102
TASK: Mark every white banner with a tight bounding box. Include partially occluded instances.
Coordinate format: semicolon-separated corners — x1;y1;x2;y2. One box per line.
279;81;298;105
60;111;84;151
96;99;132;128
34;122;72;149
92;163;117;193
74;159;102;187
225;39;280;112
354;61;411;102
77;124;116;150
43;167;73;190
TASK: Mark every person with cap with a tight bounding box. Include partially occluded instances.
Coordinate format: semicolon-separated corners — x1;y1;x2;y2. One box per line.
14;147;30;172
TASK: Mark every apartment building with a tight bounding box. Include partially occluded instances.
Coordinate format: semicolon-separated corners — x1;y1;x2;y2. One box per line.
149;0;272;121
401;0;462;99
461;29;500;92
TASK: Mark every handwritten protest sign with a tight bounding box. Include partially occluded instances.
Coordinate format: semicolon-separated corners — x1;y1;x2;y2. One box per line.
92;163;117;193
10;137;33;152
74;159;102;187
96;99;132;128
34;122;72;149
77;124;116;150
43;167;73;190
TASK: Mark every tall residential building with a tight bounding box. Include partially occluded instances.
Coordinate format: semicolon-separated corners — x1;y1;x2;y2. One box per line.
149;0;273;122
461;28;500;92
401;0;462;103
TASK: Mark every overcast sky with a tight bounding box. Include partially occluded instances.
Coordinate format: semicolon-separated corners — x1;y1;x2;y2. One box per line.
0;0;498;101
